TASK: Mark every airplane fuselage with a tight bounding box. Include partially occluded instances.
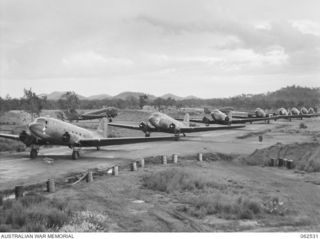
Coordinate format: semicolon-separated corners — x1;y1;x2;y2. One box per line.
277;107;289;116
291;107;300;115
211;109;228;121
148;112;185;132
29;117;98;146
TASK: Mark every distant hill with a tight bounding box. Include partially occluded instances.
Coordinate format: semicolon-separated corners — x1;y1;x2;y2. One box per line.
87;94;112;100
161;93;183;101
113;91;157;100
184;95;201;100
41;91;86;100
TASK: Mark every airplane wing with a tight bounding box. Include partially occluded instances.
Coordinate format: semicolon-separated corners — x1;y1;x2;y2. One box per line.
178;118;268;125
0;133;20;140
179;124;245;133
276;115;303;120
230;117;275;124
108;123;157;132
79;135;178;147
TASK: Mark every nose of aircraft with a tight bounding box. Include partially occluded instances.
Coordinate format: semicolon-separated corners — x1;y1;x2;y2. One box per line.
29;122;45;136
148;115;161;127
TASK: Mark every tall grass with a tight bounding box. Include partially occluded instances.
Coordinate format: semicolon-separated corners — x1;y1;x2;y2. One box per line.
143;168;265;220
182;194;263;220
0;194;80;232
142;168;225;193
0;138;25;152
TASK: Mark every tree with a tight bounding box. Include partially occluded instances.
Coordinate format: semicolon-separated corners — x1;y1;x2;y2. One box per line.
21;88;44;117
58;91;80;111
139;94;148;109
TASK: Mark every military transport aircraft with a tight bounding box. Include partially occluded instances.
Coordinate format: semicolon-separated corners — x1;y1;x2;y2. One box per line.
0;117;178;160
275;107;319;121
57;107;118;122
181;109;275;125
108;112;245;137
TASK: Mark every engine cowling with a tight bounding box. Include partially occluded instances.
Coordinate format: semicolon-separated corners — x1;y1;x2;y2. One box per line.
202;116;211;124
19;130;36;146
139;122;149;132
169;123;176;130
62;132;71;143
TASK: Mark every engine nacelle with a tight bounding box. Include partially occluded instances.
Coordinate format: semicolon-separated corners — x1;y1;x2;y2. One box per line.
19;130;36;146
202;116;211;124
62;132;71;143
169;123;176;130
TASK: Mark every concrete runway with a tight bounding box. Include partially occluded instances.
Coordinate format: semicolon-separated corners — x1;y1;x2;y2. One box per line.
0;119;314;190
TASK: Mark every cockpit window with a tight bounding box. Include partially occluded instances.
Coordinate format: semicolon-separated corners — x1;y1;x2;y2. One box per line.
35;118;46;124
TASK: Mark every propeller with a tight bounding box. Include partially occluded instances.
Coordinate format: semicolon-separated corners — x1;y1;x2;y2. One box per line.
19;130;36;146
169;123;176;130
202;116;211;125
62;132;71;143
139;122;149;132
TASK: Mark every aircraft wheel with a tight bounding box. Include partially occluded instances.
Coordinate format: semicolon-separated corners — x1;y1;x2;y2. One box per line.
72;151;80;160
145;132;151;137
30;149;38;159
96;146;100;151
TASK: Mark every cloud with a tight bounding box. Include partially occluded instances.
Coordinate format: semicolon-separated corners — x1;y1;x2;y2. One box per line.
62;51;133;69
291;20;320;36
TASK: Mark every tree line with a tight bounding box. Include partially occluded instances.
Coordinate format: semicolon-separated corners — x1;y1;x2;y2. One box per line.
1;86;319;116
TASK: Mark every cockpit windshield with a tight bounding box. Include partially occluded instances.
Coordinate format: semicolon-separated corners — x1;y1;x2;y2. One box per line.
35;118;47;125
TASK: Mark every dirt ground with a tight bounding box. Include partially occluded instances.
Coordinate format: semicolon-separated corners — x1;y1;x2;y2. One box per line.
0;111;320;231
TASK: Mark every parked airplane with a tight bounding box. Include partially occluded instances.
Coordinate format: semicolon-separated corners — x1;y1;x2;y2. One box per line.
108;112;245;137
58;107;118;122
277;107;289;116
309;107;315;114
0;117;178;160
276;106;319;120
183;109;275;125
300;107;308;115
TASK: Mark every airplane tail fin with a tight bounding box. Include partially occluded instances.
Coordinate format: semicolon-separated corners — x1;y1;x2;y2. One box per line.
183;113;190;127
97;118;108;138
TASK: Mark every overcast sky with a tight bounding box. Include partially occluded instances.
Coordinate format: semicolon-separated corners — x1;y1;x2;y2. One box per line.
1;0;320;98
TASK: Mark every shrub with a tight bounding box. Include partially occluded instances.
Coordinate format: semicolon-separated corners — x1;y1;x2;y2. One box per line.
299;123;307;129
0;194;78;232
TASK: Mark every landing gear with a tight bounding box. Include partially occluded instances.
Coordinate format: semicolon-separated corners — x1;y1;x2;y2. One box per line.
29;145;39;159
30;148;38;159
145;131;151;137
72;150;80;160
174;134;180;141
96;146;100;151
